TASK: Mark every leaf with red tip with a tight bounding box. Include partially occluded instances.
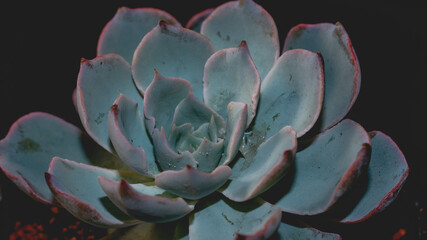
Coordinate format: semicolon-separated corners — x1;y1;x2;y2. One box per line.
46;157;143;227
132;21;215;99
339;131;409;223
284;23;361;131
155;165;231;200
221;126;297;202
108;94;160;177
0;112;122;204
143;71;193;138
98;7;181;63
251;49;324;140
220;102;248;166
272;119;371;215
201;0;279;80
185;8;213;33
203;42;260;126
271;220;341;239
189;194;281;240
98;177;194;223
76;54;144;152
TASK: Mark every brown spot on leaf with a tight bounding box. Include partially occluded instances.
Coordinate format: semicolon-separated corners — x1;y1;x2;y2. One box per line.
17;138;41;153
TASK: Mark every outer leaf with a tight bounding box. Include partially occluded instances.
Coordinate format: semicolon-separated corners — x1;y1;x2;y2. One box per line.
45;157;141;227
132;21;215;99
144;71;192;138
273;119;371;215
97;7;181;63
0;112;122;204
203;41;260;126
201;0;279;80
76;54;143;152
185;8;213;33
108;94;160;177
220;102;248;165
222;126;297;202
339;131;409;223
284;23;361;131
189;194;281;240
252;49;324;139
155;165;231;200
98;177;194;223
270;221;341;240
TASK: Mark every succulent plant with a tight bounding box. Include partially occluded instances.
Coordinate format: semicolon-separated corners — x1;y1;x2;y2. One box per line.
0;0;409;239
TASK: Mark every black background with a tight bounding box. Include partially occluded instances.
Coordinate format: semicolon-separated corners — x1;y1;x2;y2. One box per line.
0;0;426;239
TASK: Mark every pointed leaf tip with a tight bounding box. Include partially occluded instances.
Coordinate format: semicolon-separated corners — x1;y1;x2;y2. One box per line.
203;43;260;127
201;0;279;80
97;7;180;63
98;177;193;223
133;21;215;98
45;157;138;227
107;94;160;177
155;165;232;200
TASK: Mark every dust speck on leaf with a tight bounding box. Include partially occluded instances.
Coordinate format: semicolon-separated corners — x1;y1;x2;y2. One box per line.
94;113;105;125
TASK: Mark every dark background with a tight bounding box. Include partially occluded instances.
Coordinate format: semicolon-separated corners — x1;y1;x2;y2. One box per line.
0;0;425;239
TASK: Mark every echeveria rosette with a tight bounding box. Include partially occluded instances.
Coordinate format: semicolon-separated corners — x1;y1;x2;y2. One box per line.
0;0;409;239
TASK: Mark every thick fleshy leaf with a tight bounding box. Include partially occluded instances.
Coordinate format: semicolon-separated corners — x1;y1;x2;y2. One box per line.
220;102;248;165
0;112;123;204
144;71;193;137
273;119;371;215
102;219;188;240
98;177;194;223
222;126;297;202
152;128;198;171
203;41;260;126
76;54;143;152
97;7;181;63
190;194;281;240
192;138;224;173
201;0;279;80
284;23;360;131
45;157;142;227
271;220;341;240
172;93;226;136
339;131;409;223
185;8;213;33
108;94;160;177
155;165;231;200
132;21;215;99
252;49;324;139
